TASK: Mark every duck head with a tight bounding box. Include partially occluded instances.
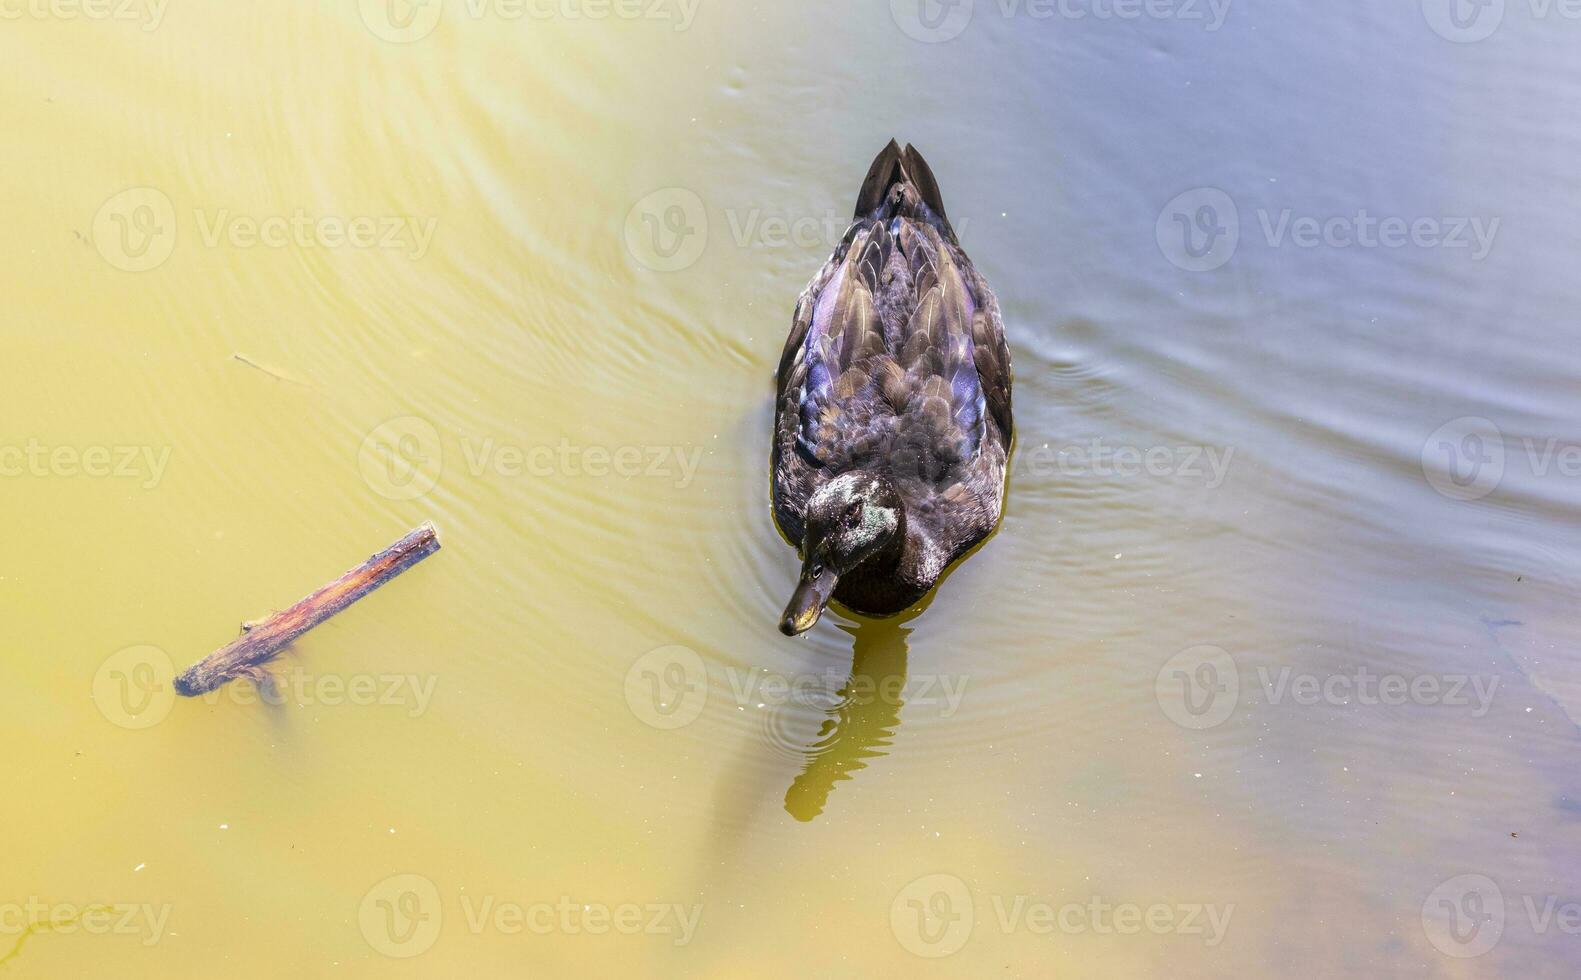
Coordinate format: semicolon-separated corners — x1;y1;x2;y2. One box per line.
779;471;904;636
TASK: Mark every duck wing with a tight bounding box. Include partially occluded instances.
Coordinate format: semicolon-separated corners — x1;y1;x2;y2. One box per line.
966;260;1013;445
887;218;990;477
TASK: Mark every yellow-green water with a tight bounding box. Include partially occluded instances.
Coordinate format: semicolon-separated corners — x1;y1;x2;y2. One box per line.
4;2;1581;977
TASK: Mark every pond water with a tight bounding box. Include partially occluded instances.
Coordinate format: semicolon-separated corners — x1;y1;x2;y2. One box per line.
4;1;1580;976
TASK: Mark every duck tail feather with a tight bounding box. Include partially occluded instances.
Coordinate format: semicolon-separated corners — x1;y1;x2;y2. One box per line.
901;144;949;222
854;139;905;219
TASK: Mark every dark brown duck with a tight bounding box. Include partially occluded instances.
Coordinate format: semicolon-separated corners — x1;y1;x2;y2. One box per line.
771;141;1014;635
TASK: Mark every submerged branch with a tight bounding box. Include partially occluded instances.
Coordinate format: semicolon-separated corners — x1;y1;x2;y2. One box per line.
174;522;441;697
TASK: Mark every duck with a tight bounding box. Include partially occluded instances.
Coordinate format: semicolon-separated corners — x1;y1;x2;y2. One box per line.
771;140;1014;636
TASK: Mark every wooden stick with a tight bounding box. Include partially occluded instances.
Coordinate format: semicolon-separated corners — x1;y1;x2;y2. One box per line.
174;522;441;697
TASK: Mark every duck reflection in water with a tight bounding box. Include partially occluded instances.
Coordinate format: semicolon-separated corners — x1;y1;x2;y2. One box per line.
782;615;912;822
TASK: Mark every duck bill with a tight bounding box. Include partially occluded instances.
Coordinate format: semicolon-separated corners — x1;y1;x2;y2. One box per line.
779;566;840;636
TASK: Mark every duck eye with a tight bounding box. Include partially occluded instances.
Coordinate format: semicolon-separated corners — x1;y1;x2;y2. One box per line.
845;500;864;521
